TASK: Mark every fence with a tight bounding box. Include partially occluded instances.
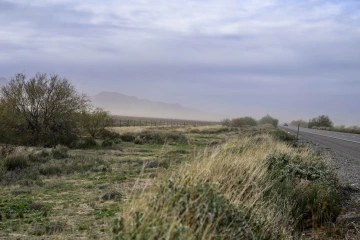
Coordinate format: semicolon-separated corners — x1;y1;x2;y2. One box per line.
111;116;219;128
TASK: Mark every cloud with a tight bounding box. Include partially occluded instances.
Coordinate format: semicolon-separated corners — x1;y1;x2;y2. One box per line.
0;0;360;124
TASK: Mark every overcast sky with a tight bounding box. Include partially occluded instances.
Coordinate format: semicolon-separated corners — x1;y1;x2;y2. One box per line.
1;0;359;124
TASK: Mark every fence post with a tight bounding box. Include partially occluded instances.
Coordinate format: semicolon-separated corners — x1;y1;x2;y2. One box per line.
296;124;300;140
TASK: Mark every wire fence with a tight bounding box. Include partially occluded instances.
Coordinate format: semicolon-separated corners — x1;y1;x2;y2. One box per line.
111;115;219;128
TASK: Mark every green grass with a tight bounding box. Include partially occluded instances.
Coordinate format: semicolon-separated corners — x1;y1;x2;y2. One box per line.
0;125;344;239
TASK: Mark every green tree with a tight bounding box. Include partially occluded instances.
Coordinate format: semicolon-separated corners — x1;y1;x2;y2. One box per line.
221;118;231;127
80;108;113;138
308;115;333;128
290;119;308;128
231;117;257;127
258;114;279;127
0;73;89;146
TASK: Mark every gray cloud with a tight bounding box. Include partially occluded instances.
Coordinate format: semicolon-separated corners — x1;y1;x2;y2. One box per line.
0;0;360;125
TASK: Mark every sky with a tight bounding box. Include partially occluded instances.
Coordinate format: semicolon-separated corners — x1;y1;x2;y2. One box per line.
0;0;360;125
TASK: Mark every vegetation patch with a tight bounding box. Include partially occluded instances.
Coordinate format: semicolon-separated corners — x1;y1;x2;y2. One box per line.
113;181;257;240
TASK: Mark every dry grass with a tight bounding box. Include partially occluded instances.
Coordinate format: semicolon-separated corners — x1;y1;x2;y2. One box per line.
115;134;341;239
0;125;342;239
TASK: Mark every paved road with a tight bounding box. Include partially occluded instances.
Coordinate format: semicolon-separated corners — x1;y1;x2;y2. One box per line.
279;125;360;187
281;125;360;144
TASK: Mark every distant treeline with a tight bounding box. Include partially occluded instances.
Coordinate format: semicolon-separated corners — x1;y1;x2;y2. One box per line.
290;115;360;134
112;115;219;127
221;114;279;127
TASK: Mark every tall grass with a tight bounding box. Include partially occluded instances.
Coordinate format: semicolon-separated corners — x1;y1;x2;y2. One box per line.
114;134;340;239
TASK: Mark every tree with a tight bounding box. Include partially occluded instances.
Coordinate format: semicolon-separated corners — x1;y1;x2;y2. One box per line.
221;118;231;127
0;73;89;146
290;119;308;128
308;115;333;128
80;108;113;138
258;114;279;127
231;117;257;127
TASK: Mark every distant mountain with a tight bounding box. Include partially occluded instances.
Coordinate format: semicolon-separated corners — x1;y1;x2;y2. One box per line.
91;91;217;121
0;77;7;87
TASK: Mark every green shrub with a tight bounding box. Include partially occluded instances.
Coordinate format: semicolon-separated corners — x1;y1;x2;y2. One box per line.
102;139;113;147
308;115;333;128
39;164;62;176
134;136;143;145
258;114;279;127
99;129;121;139
73;138;98;149
120;133;136;142
4;156;29;170
28;150;51;163
264;152;341;228
51;145;69;159
231;117;257;127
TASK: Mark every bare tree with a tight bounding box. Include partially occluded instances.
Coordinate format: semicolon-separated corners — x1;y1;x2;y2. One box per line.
0;73;89;145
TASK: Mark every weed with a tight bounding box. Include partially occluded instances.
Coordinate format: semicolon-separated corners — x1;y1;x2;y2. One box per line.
4;155;29;170
52;145;69;159
73;137;98;149
102;139;113;147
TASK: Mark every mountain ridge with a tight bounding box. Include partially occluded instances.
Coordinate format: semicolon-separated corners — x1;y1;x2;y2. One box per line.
91;91;217;121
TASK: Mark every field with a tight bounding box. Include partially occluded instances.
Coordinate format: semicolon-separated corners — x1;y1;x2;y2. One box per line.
0;125;346;239
111;115;219;127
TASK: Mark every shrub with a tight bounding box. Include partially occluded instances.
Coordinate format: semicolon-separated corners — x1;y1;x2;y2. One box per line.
264;152;341;228
120;133;136;142
231;117;257;127
4;155;29;170
134;136;143;145
80;108;113;138
221;118;231;126
73;138;98;149
102;139;113;147
290;120;308;128
308;115;333;128
51;145;69;159
99;129;121;139
39;164;62;176
137;131;187;144
258;114;279;127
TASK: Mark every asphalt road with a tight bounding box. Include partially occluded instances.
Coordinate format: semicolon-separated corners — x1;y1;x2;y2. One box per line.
279;125;360;187
281;125;360;144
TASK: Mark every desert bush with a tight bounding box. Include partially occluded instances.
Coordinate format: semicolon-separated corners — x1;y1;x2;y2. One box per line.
221;118;231;126
80;107;113;138
120;133;136;142
134;136;143;145
258;114;279;127
4;155;29;170
51;145;69;159
137;131;187;144
99;129;121;140
231;117;257;127
308;115;333;128
102;139;113;147
290;120;308;128
39;164;62;176
264;152;341;228
72;138;98;149
198;127;236;134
